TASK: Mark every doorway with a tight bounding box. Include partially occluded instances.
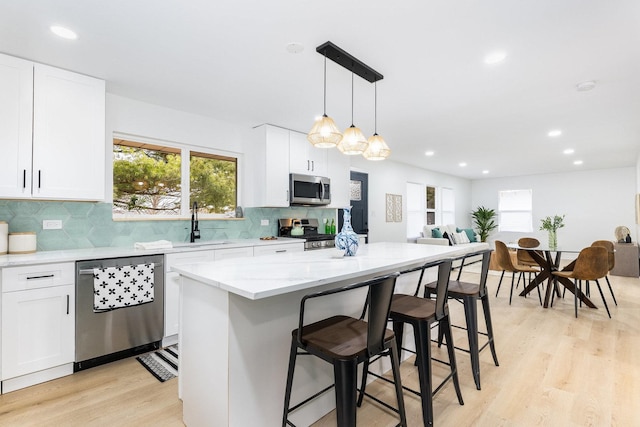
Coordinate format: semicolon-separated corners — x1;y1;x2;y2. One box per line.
339;171;369;242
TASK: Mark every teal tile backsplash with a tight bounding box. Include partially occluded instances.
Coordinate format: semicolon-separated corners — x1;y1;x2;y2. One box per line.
0;201;337;251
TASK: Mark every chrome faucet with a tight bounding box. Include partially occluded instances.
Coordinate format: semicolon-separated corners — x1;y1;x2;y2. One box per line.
190;201;200;243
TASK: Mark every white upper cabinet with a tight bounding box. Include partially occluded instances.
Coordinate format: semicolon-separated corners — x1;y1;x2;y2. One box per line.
0;54;34;198
0;53;106;201
289;130;328;177
244;125;290;207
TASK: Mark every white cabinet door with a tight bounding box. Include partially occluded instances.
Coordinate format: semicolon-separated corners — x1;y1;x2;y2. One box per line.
289;130;328;176
1;284;75;380
0;53;34;198
244;125;290;207
32;64;106;201
165;250;216;338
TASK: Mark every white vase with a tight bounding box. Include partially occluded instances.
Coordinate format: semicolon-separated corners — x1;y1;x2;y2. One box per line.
335;207;359;256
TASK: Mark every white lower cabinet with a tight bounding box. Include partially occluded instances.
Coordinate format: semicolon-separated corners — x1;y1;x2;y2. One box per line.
253;242;304;256
1;262;75;393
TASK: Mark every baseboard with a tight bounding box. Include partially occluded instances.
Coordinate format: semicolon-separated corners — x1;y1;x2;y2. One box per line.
2;363;73;394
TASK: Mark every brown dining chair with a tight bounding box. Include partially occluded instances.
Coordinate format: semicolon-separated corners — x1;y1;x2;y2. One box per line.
494;240;539;304
516;237;543;301
358;259;463;427
426;249;499;390
590;240;617;306
282;273;407;427
552;246;610;318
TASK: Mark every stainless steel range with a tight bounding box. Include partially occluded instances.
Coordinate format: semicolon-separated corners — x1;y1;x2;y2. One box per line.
278;218;336;250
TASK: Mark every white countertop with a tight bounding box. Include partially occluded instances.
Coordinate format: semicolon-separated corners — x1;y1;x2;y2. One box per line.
172;242;467;300
0;238;302;268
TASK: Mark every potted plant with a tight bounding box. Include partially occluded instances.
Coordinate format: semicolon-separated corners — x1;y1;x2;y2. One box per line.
471;206;498;242
540;215;565;249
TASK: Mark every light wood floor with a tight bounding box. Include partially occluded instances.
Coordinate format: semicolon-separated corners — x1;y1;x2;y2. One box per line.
1;271;638;426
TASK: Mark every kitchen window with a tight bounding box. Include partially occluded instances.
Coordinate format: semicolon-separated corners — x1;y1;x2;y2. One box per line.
112;138;237;218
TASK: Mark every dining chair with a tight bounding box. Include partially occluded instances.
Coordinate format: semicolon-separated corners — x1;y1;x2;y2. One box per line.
494;240;540;304
552;246;611;318
282;273;407;427
516;237;543;299
426;249;499;390
590;240;617;306
357;259;462;427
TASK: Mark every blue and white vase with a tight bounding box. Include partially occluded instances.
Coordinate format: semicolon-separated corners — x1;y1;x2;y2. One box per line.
335;207;359;256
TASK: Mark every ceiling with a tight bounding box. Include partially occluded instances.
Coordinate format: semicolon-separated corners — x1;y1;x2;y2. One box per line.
2;0;639;179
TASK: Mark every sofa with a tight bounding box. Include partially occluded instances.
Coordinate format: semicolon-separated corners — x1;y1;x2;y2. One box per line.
416;224;490;254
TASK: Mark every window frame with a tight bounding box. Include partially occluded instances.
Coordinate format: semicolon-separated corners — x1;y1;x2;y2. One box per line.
112;135;241;220
498;189;533;232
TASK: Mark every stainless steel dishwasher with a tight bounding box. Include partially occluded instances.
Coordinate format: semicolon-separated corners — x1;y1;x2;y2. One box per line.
75;254;164;371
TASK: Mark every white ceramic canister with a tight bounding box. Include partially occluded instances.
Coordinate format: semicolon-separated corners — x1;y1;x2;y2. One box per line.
0;221;7;254
8;232;37;254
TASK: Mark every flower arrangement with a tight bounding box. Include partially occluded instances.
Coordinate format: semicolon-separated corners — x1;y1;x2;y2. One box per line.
539;215;565;232
540;215;565;249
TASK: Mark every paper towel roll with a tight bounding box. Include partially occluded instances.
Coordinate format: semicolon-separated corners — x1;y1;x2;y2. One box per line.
9;232;37;254
0;221;7;255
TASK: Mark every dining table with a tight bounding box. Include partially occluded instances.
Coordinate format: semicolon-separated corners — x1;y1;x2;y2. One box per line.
507;243;597;309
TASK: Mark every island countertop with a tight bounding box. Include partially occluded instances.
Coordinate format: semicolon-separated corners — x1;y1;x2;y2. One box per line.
171;241;466;300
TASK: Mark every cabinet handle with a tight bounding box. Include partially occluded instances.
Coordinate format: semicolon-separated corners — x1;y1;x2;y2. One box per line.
66;294;70;315
307;160;310;171
275;249;287;253
22;169;26;189
286;189;289;203
27;274;55;280
38;170;41;189
311;160;314;171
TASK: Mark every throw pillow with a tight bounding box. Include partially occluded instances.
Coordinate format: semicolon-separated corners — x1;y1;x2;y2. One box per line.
463;228;476;242
432;228;443;238
454;231;470;244
442;231;455;246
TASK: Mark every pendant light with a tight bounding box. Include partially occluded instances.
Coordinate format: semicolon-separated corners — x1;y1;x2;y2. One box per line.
363;81;391;160
337;70;368;155
307;53;342;148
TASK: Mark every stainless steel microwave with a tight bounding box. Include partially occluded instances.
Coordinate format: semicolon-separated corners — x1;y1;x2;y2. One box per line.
289;173;331;206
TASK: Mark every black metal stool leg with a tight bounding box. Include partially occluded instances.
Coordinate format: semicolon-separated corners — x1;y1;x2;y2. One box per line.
356;359;369;408
441;317;464;405
389;338;408;427
463;295;481;389
282;339;298;427
414;321;434;427
334;359;358;427
481;294;499;367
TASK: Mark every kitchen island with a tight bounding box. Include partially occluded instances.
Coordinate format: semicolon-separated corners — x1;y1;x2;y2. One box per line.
172;242;464;427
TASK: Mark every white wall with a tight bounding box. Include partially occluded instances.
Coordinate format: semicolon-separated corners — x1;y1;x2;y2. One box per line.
471;167;637;251
351;157;472;243
104;94;248;203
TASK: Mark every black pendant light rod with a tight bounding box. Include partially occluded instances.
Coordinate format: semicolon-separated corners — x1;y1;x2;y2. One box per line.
316;41;383;83
373;81;378;134
322;53;328;116
350;71;355;125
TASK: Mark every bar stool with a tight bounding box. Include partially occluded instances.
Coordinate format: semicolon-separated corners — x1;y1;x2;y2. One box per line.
282;273;406;427
358;259;463;427
427;249;499;390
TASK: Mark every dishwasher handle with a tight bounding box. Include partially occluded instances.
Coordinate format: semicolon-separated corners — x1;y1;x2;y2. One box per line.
78;262;164;276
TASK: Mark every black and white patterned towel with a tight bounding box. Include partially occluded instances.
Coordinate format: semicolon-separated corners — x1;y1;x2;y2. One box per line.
93;263;155;312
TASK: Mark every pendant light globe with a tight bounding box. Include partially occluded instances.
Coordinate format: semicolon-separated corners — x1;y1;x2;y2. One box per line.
307;115;342;147
337;125;368;155
363;133;391;160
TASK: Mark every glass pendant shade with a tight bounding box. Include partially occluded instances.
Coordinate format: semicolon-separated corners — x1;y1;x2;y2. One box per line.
307;114;342;148
337;125;368;155
363;133;391;160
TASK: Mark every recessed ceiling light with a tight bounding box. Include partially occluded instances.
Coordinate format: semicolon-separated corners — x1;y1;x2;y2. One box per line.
576;80;596;92
563;148;575;155
482;170;489;174
424;151;435;156
484;51;507;64
459;162;467;167
50;25;77;40
548;129;562;137
573;160;583;165
285;42;304;54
